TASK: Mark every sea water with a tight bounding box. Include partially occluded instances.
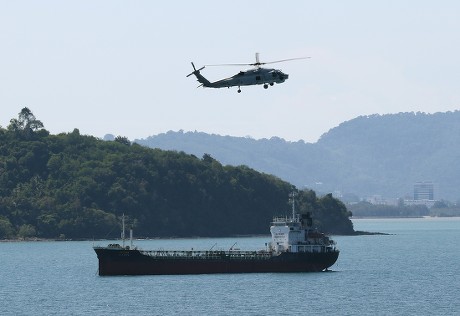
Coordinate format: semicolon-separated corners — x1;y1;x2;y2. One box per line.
1;217;459;316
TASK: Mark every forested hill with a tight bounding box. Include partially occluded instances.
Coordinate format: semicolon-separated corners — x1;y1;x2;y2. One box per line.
0;108;353;239
136;111;460;201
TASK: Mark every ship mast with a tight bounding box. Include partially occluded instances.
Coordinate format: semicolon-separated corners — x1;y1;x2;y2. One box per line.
289;191;297;220
121;213;125;248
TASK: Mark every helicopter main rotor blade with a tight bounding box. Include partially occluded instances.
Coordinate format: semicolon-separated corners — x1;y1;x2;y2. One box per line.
260;57;311;65
204;56;311;67
205;63;252;67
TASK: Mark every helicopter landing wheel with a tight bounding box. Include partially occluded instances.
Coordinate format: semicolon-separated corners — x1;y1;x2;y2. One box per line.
263;84;268;89
237;88;241;93
269;82;274;86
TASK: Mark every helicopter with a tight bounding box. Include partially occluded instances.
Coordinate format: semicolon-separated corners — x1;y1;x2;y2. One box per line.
186;53;309;93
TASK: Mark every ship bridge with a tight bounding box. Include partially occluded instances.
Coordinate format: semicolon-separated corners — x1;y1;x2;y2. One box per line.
268;194;336;255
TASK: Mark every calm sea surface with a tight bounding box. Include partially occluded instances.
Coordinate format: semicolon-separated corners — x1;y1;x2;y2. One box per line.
1;217;459;315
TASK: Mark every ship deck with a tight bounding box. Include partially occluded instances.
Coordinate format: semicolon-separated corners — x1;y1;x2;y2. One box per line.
139;249;273;260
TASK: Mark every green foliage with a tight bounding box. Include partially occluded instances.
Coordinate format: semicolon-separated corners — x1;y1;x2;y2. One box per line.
0;217;15;238
18;224;36;238
348;201;429;217
426;200;460;217
0;109;353;239
296;191;354;234
8;107;45;139
114;136;131;146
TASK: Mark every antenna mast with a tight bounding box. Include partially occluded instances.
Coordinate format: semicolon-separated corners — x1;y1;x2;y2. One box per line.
289;191;297;219
121;213;125;248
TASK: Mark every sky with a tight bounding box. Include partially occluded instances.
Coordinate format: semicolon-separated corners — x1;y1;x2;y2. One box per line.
1;1;460;143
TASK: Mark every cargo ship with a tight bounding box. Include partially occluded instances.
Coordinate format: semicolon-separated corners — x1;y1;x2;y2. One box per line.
93;194;339;275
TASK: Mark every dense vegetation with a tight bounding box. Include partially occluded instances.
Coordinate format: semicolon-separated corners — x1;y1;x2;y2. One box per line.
348;200;460;217
0;108;353;239
347;202;429;217
136;111;460;201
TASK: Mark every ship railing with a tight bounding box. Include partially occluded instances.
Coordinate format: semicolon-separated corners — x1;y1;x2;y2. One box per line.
293;244;339;253
140;249;272;260
272;215;300;225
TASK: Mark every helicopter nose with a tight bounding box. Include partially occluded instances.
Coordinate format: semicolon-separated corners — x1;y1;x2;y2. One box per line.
279;73;289;81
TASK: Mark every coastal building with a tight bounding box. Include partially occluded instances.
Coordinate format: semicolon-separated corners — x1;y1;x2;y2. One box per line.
413;182;434;200
404;181;436;208
366;195;399;206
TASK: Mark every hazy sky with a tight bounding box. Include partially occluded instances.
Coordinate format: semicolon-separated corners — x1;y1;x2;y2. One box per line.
1;1;459;142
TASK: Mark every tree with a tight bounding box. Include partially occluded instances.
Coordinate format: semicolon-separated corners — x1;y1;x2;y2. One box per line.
8;107;44;138
114;136;131;146
0;217;15;239
315;193;354;234
18;224;37;238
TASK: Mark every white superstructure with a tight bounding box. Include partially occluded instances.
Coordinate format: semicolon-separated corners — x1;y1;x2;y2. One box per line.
268;194;336;254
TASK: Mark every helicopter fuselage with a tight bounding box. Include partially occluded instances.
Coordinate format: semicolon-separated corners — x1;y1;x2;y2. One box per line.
188;64;289;93
211;68;289;88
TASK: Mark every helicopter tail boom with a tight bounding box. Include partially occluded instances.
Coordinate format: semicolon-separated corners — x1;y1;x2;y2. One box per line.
186;62;213;88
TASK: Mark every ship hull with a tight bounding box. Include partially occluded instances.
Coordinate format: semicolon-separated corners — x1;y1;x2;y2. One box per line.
94;248;339;276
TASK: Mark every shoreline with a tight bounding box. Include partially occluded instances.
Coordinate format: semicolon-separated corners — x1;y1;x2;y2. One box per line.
1;230;385;242
352;215;460;219
3;216;459;243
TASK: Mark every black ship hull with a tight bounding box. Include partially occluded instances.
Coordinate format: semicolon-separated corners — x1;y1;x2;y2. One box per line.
94;248;339;276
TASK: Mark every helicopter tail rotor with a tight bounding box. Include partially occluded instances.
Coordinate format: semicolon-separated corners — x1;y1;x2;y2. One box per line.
186;62;213;88
186;62;205;77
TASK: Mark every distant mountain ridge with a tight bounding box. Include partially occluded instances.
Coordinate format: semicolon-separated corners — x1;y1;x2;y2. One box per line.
135;111;460;201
